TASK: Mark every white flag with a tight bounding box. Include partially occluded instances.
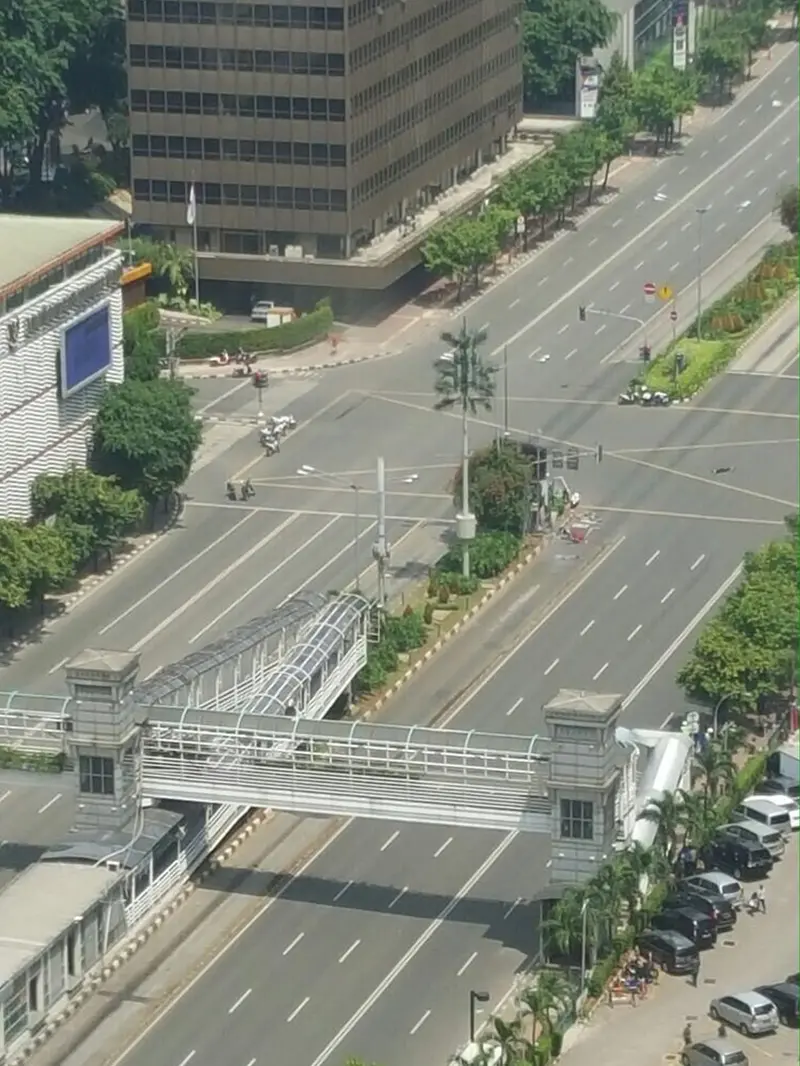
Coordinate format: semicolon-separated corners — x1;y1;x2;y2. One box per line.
186;183;197;226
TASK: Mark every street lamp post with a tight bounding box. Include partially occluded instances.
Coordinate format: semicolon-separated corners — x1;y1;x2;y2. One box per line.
695;207;710;340
580;898;590;1001
469;989;490;1043
502;344;509;437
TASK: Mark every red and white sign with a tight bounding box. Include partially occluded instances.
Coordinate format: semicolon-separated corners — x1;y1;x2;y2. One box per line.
670;309;678;321
643;281;656;297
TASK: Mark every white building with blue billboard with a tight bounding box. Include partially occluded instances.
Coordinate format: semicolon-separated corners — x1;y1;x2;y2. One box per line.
0;216;126;520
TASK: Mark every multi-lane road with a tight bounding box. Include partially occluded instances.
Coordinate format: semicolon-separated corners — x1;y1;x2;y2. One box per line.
6;38;799;1066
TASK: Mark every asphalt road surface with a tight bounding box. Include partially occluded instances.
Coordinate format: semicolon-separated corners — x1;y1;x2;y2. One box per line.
5;42;799;1066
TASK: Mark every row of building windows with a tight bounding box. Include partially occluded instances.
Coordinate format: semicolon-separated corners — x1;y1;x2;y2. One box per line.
2;245;110;315
347;0;400;23
352;11;519;116
132;133;346;165
353;47;520;159
129;44;345;75
560;799;594;841
133;179;347;211
351;0;488;70
352;86;519;205
130;89;345;121
128;0;345;28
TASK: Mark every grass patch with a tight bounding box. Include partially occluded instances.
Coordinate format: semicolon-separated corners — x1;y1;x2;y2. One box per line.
642;337;737;399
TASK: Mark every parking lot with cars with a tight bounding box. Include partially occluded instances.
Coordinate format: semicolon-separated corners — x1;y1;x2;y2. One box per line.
560;803;799;1066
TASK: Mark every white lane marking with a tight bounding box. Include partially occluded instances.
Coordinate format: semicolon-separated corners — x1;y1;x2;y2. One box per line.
719;133;728;142
565;348;578;360
669;261;680;272
579;619;595;636
333;880;353;902
339;939;361;964
588;237;598;246
507;697;524;716
479;322;490;332
381;830;400;852
634;260;645;270
177;1054;196;1066
48;655;69;676
636;201;645;210
187;516;342;644
715;222;726;233
692;243;700;252
745;169;756;179
388;887;408;909
410;1010;432;1035
283;933;304;956
439;539;625;730
489;96;798;364
755;103;762;113
537;276;549;286
504;897;523;920
509;298;520;309
593;662;609;681
99;511;257;635
738;118;747;127
657;240;668;251
679;165;688;175
228;989;252;1014
680;221;692;231
724;185;734;195
620;303;631;314
434;836;453;858
287;997;310;1023
457;951;478;977
612;217;622;227
627;624;642;642
690;554;706;571
530;345;542;359
0;791;10;805
564;256;574;265
646;549;660;566
595;323;606;335
544;658;560;676
778;168;788;179
246;1060;256;1066
661;587;675;604
609;280;620;292
758;187;768;196
558;323;569;335
613;584;628;601
700;149;709;158
765;152;773;161
37;793;62;815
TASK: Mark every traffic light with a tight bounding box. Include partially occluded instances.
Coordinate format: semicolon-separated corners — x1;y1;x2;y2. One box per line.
578;305;587;322
551;449;564;470
596;443;604;464
566;447;580;471
520;441;548;481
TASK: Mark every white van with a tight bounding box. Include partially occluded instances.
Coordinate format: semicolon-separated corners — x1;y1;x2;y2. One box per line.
718;819;785;859
452;1042;504;1066
746;793;799;831
734;796;792;836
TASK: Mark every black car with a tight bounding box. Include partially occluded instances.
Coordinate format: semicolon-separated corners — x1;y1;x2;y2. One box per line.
702;838;773;880
651;906;715;949
787;973;799;986
637;929;699;974
666;887;737;932
754;983;800;1027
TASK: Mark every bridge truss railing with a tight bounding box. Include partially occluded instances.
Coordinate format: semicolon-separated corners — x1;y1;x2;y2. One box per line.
0;691;71;755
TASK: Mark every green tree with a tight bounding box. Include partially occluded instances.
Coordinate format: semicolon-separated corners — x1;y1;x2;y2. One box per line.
31;466;143;568
518;970;574;1046
693;742;735;804
521;0;616;108
0;520;76;623
695;35;746;100
93;379;203;512
595;53;637;185
632;63;687;152
778;185;799;236
543;891;584;960
452;441;533;536
128;238;194;299
434;322;497;578
123;304;165;382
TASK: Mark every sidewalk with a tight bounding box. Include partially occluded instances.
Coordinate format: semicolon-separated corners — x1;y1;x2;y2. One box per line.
728;298;799;376
559;835;799;1066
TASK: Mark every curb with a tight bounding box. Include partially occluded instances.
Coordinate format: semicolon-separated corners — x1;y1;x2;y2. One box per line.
363;542;543;719
181;356;374;380
9;808;274;1065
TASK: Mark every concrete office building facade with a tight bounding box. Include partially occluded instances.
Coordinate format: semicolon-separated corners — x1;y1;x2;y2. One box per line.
126;0;524;300
0;217;125;522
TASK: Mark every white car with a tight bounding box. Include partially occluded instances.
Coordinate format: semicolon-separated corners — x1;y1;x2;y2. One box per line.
746;792;799;830
250;300;275;322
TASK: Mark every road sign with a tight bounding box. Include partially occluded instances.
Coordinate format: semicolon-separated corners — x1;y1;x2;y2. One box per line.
658;284;673;301
643;281;656;303
669;308;678;321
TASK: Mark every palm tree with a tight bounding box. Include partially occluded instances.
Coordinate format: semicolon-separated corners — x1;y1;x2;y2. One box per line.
542;892;583;961
487;1014;533;1063
519;969;575;1048
680;789;723;852
694;741;735;803
434;320;497;578
637;791;684;865
612;842;672;931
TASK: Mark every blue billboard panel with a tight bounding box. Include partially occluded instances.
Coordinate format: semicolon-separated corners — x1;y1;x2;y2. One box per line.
59;303;112;399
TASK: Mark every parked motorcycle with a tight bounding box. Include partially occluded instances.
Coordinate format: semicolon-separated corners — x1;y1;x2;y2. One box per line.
266;414;297;436
617;384;671;407
260;430;280;455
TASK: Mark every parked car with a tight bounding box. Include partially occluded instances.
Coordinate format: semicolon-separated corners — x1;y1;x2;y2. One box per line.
637;929;699;974
666;886;737;932
744;792;799;831
681;1038;749;1066
710;991;779;1035
651;905;716;948
787;973;799;986
701;839;773;881
683;872;743;909
754;983;800;1027
717;820;785;860
250;300;275;322
759;774;800;800
734;796;793;836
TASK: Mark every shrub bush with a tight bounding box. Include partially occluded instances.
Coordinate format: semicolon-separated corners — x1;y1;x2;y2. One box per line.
438;532;522;579
176;299;334;359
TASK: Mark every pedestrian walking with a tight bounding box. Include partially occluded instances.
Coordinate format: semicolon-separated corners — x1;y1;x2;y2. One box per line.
757;884;766;914
689;955;700;988
717;1022;728;1039
683;1022;693;1047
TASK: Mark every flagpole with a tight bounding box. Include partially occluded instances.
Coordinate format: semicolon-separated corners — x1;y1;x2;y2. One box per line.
187;182;200;306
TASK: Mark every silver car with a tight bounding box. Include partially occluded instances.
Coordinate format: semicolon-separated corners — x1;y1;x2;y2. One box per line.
683;872;743;909
681;1038;749;1066
717;820;785;860
710;991;779;1035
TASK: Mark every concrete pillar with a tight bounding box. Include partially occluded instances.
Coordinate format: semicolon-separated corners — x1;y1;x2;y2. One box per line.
64;649;142;836
544;689;624;885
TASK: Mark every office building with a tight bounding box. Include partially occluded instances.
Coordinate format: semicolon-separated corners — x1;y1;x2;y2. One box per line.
126;0;524;303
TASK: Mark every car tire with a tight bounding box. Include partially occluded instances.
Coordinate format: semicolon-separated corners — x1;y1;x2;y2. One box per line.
733;865;743;879
681;1055;690;1066
710;1006;720;1021
740;1022;750;1036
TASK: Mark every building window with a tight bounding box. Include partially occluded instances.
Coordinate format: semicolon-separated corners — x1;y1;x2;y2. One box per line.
79;756;115;796
560;799;594;841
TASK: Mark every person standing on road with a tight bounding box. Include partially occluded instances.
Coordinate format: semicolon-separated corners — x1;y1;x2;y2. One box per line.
689;955;700;988
683;1022;693;1047
757;884;767;913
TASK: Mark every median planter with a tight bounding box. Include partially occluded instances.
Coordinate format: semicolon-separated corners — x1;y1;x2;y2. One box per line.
176;299;334;360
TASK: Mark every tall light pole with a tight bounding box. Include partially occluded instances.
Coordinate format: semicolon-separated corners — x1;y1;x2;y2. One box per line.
299;464;362;588
469;989;490;1042
580;898;590;1001
503;344;509;437
695;207;710;340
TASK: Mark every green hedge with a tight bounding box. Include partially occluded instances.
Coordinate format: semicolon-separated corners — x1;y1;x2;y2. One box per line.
0;747;64;773
124;300;161;332
176;299;334;360
437;531;523;580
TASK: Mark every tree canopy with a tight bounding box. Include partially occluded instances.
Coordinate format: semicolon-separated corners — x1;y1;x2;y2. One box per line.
522;0;616;108
779;185;798;236
123;302;165;382
0;520;76;618
452;441;534;536
93;379;203;507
